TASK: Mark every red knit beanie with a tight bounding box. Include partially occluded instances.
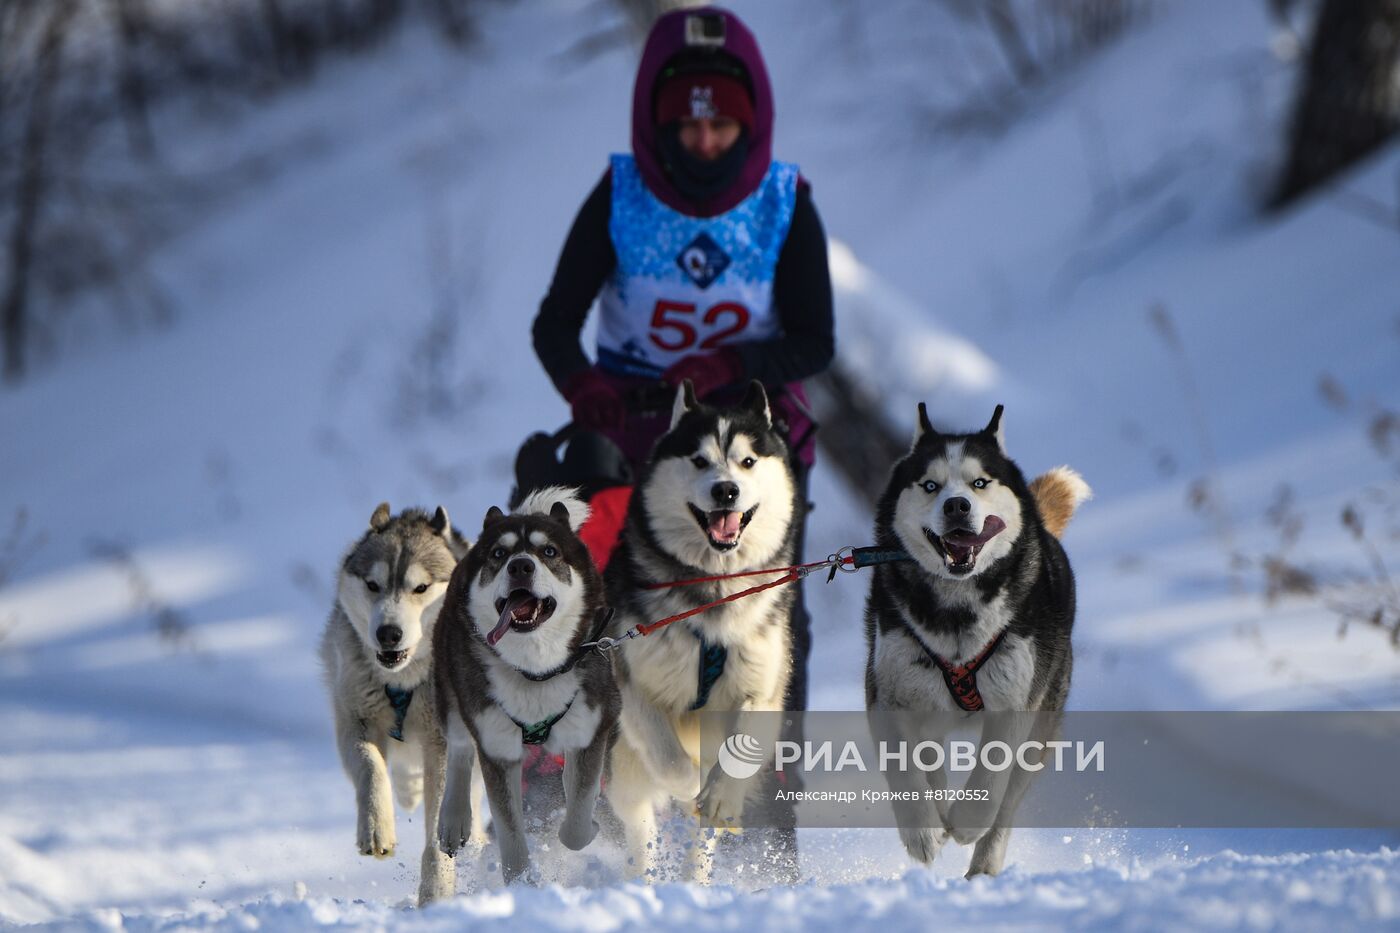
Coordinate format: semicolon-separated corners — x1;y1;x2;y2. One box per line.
654;73;754;129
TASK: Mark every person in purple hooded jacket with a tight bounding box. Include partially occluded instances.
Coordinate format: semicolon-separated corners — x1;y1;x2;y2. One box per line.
532;6;833;724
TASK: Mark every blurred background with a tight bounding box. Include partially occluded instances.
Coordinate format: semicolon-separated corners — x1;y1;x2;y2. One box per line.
1;0;1398;926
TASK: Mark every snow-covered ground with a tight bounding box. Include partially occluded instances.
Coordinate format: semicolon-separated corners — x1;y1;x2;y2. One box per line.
44;849;1400;932
2;0;1399;928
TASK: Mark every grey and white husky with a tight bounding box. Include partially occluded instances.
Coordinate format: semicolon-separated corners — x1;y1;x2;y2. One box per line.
864;404;1090;878
319;502;479;905
603;381;801;881
432;487;619;886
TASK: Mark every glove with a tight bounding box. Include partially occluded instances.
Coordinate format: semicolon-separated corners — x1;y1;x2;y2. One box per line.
661;348;744;401
562;368;625;433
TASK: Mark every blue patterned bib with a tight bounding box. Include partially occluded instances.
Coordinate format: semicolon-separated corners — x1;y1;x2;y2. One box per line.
596;154;799;377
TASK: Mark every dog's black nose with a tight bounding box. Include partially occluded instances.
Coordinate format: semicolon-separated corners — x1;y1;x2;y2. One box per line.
376;625;402;648
507;557;535;579
944;497;971;517
711;482;740;506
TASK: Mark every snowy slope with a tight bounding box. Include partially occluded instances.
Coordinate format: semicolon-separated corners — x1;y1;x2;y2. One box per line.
2;0;1399;928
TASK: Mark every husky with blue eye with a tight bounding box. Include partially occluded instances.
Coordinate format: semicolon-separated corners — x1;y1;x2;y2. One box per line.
865;404;1091;878
433;487;619;887
319;503;476;905
602;381;802;882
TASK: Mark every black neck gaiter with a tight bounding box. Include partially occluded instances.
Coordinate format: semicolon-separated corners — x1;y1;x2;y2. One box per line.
656;125;751;206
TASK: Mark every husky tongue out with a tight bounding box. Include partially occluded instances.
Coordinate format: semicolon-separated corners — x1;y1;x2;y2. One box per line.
708;510;743;546
487;591;554;646
929;515;1007;573
689;503;757;551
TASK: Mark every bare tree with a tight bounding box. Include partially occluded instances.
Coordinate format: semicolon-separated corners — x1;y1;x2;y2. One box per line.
0;0;479;386
983;0;1041;86
915;0;1144;139
2;2;81;381
2;0;77;383
1270;0;1400;209
113;0;158;156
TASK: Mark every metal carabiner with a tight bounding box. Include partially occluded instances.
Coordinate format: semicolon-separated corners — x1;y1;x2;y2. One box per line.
585;629;639;653
825;545;862;582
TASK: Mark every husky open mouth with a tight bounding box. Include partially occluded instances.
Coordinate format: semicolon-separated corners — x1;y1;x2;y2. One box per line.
688;504;759;551
376;648;410;668
924;515;1007;575
487;590;557;646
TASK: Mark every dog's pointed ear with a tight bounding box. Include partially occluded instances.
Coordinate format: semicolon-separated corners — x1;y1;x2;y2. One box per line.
482;505;506;533
743;380;771;426
983;404;1006;454
370;502;392;532
912;403;937;448
670;379;698;430
549;501;571;527
430;505;450;537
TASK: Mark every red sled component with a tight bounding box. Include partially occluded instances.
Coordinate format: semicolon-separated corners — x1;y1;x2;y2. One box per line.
579;486;632;573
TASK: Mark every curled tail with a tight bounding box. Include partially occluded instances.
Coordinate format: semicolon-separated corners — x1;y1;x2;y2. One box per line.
513;485;591;532
1029;467;1092;539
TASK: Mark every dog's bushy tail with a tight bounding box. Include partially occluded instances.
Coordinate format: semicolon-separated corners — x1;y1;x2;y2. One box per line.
1029;467;1092;539
514;485;590;532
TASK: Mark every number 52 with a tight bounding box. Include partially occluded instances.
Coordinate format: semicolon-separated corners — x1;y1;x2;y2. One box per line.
649;300;750;352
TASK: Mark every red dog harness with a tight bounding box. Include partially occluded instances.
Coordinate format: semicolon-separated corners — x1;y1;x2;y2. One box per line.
911;627;1006;712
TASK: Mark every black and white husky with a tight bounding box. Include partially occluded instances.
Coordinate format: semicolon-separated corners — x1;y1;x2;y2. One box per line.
864;404;1090;878
432;487;619;886
319;503;477;905
604;381;801;881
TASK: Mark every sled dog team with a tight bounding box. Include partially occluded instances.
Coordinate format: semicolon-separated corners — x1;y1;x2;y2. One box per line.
320;385;1090;902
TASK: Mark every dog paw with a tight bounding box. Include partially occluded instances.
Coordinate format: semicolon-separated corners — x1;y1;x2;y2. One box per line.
944;800;991;846
358;809;396;858
946;823;987;846
558;817;599;852
437;815;474;857
393;770;424;811
696;773;748;827
437;787;477;857
898;825;946;864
